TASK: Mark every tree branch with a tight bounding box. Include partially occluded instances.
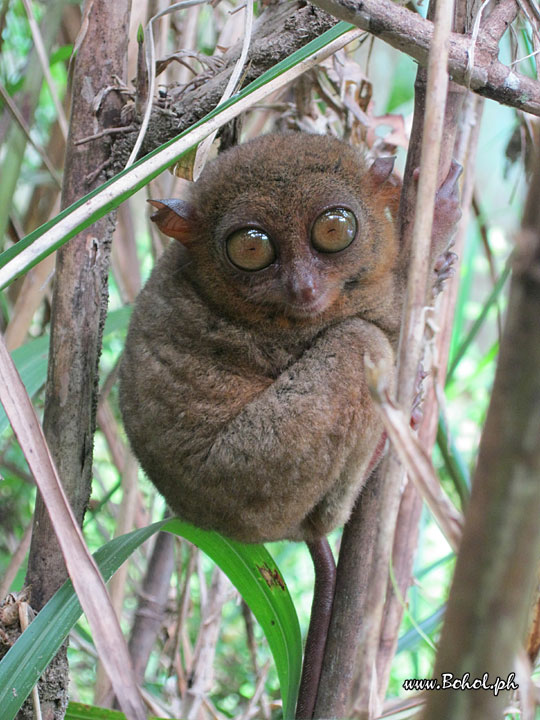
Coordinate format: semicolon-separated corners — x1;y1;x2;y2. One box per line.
309;0;540;116
422;120;540;720
23;2;133;718
109;2;337;170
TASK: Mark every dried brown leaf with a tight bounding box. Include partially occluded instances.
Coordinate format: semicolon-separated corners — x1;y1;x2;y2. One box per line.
365;354;463;552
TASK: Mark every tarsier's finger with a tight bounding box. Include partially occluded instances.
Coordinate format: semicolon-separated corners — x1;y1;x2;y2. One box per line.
412;160;463;195
437;160;463;199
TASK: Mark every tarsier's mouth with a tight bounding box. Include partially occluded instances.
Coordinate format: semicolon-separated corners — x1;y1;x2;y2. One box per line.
285;291;335;319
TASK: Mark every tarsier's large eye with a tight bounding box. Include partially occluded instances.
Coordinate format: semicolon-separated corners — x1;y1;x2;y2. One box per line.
226;228;276;271
311;208;357;253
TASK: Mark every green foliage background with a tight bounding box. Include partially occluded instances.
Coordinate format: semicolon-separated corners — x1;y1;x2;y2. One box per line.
0;0;532;718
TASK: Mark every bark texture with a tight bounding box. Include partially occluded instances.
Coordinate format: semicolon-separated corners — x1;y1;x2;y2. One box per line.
108;1;337;170
21;2;131;718
309;0;539;115
314;468;384;718
422;132;540;720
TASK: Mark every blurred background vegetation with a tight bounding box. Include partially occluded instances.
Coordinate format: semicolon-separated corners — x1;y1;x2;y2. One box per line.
0;0;536;718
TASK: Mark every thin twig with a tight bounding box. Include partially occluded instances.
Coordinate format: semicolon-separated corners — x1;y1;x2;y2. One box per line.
465;0;491;86
20;0;68;139
125;0;211;168
85;157;113;185
74;125;137;146
193;0;255;179
0;83;62;188
397;0;456;409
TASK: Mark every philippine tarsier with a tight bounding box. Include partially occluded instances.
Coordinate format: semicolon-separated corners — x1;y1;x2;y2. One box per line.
119;133;460;718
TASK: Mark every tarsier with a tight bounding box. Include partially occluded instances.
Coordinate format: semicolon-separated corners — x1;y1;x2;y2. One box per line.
119;133;460;719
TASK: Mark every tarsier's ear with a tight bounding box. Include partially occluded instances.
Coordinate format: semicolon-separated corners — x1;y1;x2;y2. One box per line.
367;157;400;220
367;156;396;187
148;198;194;246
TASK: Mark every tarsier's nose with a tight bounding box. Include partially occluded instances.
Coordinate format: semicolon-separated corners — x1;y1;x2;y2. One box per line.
295;279;317;304
287;263;318;305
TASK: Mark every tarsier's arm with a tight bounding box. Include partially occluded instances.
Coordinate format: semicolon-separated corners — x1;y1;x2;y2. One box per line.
193;318;393;542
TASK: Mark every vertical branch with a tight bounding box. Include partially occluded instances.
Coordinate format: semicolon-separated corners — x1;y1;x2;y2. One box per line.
26;0;132;609
422;128;540;719
21;1;131;718
128;530;176;683
374;91;483;704
315;1;460;718
313;468;384;719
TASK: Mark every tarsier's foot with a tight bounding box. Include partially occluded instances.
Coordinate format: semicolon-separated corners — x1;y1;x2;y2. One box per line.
434;249;458;294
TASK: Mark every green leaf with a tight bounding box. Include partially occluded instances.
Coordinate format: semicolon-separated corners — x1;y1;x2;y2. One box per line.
165;519;302;719
66;701;167;720
0;307;132;436
446;261;510;383
0;519;301;720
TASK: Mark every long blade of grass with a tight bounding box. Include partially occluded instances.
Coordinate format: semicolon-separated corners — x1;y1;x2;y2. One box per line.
446;261;510;383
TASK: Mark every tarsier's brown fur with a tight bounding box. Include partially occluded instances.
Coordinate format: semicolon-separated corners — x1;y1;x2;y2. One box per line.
119;133;458;543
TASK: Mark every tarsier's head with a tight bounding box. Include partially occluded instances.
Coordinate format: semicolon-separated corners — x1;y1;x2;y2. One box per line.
150;133;401;330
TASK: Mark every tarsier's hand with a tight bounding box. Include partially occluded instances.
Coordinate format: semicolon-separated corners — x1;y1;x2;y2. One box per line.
432;160;462;294
412;160;462;294
434;249;459;293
